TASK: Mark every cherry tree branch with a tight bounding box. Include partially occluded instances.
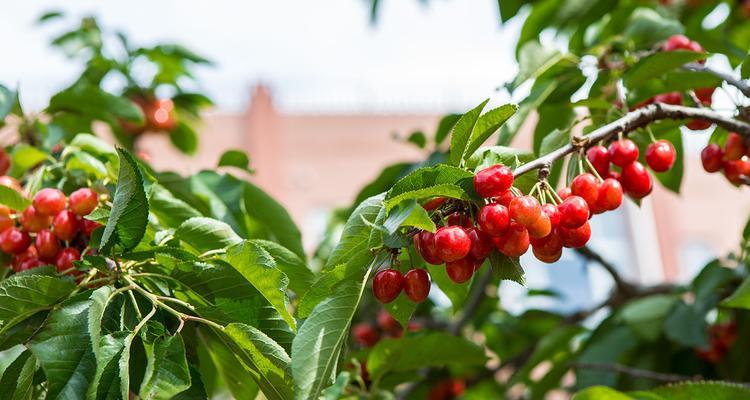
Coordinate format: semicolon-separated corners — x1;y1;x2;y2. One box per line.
513;103;750;177
684;63;750;99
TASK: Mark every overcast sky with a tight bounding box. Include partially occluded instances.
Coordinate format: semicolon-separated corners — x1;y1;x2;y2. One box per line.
0;0;520;114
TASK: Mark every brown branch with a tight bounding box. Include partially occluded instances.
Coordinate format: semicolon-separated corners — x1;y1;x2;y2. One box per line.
684;63;750;99
513;103;750;177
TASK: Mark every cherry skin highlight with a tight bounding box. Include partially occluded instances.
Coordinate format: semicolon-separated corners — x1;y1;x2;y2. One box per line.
620;161;653;198
477;203;510;236
433;226;472;262
645;140;676;172
403;269;431;303
68;188;98;216
372;269;404;304
32;188;66;217
596;178;623;211
509;195;542;227
473;164;514;198
0;227;31;254
571;173;600;207
608;139;639;167
557;196;589;229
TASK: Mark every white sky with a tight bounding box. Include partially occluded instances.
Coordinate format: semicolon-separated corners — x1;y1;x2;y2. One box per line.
0;0;520;114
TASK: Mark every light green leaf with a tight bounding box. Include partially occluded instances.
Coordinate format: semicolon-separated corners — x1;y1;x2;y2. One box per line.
0;186;31;212
197;330;259;400
48;85;144;122
249;239;315;299
384;165;475;212
572;386;632;400
723;276;750;310
100;148;149;253
630;381;750;399
449;99;489;166
463;104;518;161
139;335;192;400
383;200;435;234
434;114;461;145
427;263;472;312
89;331;129;400
69;134;116;159
620;294;677;342
324;194;385;270
623;7;683;49
149;184;203;229
9;145;49;178
623;51;707;90
65;152;108;179
174;217;242;254
218;149;251;171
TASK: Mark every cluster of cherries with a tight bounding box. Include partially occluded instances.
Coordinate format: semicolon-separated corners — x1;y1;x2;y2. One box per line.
0;179;101;275
120;95;177;135
701;132;750;185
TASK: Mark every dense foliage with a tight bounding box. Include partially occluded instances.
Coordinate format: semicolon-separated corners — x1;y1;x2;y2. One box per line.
0;1;749;399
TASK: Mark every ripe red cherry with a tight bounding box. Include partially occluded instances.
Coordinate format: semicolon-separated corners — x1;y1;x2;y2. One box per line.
0;149;9;176
663;34;692;51
20;206;52;233
466;227;493;260
541;204;560;228
701;144;724;172
55;247;81;272
352;323;380;348
477;203;510;236
0;205;12;232
571;173;600;207
557;196;589;229
530;229;562;255
494;221;530;257
33;188;66;217
80;219;102;237
0;227;31;254
413;231;442;265
596;178;623;211
608;139;639;167
724;160;750;185
586;146;611;177
694;87;714;106
0;176;22;192
495;190;515;207
433;226;471;262
473;164;514;198
620;161;653;198
527;212;551;239
68;188;98;216
35;229;61;259
645;140;676;172
421;197;446;211
377;310;400;333
686;119;711;130
446;212;472;227
560;221;592;249
403;269;431;303
445;257;475;283
12;246;42;272
53;210;79;241
509;195;541;227
557;187;571;200
533;246;562;263
653;92;682;105
372;269;404;304
724;133;747;161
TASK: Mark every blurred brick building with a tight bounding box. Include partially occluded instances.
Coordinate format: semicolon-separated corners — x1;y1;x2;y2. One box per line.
137;85;750;288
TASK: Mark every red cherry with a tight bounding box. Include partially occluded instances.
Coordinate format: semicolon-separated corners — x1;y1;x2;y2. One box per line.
403;269;431;303
0;149;9;176
596;178;623;211
533;246;562;263
494;221;530;257
35;229;61;259
495;190;516;207
20;206;52;233
0;227;31;254
557;187;571;200
694;87;714;106
686;119;711;131
377;310;400;333
53;210;79;241
147;98;177;131
445;257;475;283
433;226;472;262
68;188;98;216
557;196;589;229
560;221;591;248
413;231;443;265
541;204;560;228
620;161;653;198
724;133;747;161
473;164;514;198
527;212;551;239
653;92;682;105
33;188;66;217
477;203;510;236
509;195;542;227
645;140;676;172
466;227;493;260
586;146;611;177
0;176;22;192
372;269;404;304
663;34;692;51
352;323;380;347
724;160;750;185
446;212;472;228
55;247;81;272
608;139;639;167
0;205;12;232
701;144;724;172
530;228;563;256
421;197;446;211
571;173;600;207
12;246;43;272
81;219;102;237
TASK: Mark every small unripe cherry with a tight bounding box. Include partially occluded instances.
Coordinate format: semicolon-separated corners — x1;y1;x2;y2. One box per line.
413;231;442;265
557;196;589;229
0;205;12;232
495;190;516;207
372;269;404;304
53;210;79;241
433;226;472;262
68;188;98;216
533;246;562;263
477;203;510;236
445;257;475;284
20;206;51;233
509;195;542;227
571;173;600;207
653;92;682;105
466;227;493;260
32;188;66;217
0;227;31;254
541;204;560;228
724;133;747;161
473;164;514;198
530;228;563;256
352;323;380;347
35;229;61;259
527;212;551;239
494;221;530;257
701;144;724;173
55;247;81;272
608;139;639;167
421;197;446;211
620;161;653;199
596;178;623;211
646;140;676;172
560;221;592;249
586;146;611;177
686;119;711;131
403;269;431;303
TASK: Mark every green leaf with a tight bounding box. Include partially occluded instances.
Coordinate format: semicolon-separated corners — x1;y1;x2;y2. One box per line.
9;145;48;178
0;186;31;212
0;350;36;400
623;51;707;90
225;241;296;331
292;268;373;400
406;131;427;148
139;334;192;400
383;292;418;329
619;294;677;342
48;85;144;122
723;276;750;310
651;130;684;193
197;330;259;400
29;296;97;400
664;301;708;347
384;165;475;212
0;269;76;334
100;148;149;253
427;263;472;312
572;386;632;400
623;7;684;49
170;121;199;155
367;333;487;382
174;217;242;254
88;331;129;400
489;252;525;285
434;114;461;145
742;51;750;80
512;41;563;90
630;381;750;399
223;323;294;400
383;200;435;234
218;149;251;171
324;194;385;271
0;85;16;121
242;181;305;259
149;184;203;229
69;133;116;159
449;99;488;166
65;152;109;179
463;104;518;161
249;239;314;298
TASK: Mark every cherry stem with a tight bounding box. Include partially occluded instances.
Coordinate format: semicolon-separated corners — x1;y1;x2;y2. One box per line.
583;157;604;182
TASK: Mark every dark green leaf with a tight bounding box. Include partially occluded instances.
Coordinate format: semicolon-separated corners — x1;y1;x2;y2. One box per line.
723;276;750;310
383;292;418;329
217;149;251;171
0;269;76;334
0;85;16;121
0;350;35;400
384;165;475;211
242;182;305;259
100;148;149;253
139;335;191;399
623;7;684;49
434;114;461;145
48;85;144;122
619;294;677;342
631;381;750;399
406;131;427;148
489;250;525;285
170;121;199;155
623;51;707;90
149;184;203;229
